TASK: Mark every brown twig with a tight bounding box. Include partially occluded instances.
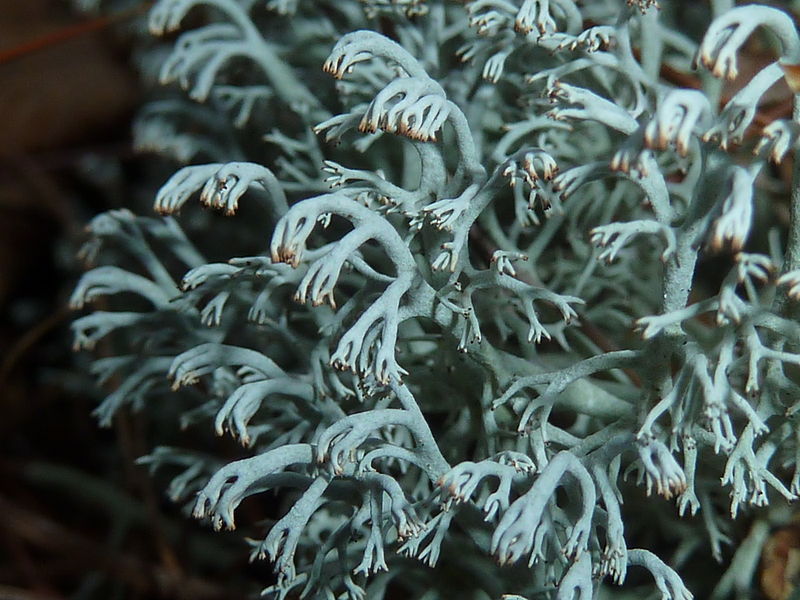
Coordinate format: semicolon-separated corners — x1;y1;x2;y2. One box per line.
115;411;186;584
1;528;61;598
0;495;239;600
0;585;64;600
0;306;69;391
0;3;152;66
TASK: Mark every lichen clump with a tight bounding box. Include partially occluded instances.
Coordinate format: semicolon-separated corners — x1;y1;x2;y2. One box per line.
73;1;800;598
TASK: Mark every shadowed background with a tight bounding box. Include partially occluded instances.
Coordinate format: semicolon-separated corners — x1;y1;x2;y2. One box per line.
0;3;261;598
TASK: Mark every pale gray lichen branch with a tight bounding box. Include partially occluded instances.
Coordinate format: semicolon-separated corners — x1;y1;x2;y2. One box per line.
70;2;800;598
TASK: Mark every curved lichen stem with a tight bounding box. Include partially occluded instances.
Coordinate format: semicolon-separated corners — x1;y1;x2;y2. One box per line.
214;0;328;117
447;104;487;183
391;382;451;478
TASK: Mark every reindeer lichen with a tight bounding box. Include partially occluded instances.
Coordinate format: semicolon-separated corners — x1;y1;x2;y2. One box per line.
73;1;800;598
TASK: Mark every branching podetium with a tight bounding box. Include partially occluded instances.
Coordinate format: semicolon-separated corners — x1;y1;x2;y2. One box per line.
73;1;800;597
